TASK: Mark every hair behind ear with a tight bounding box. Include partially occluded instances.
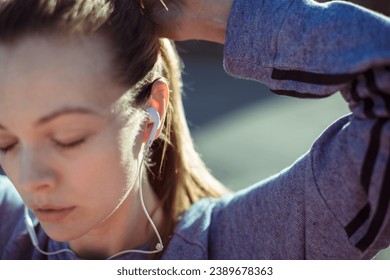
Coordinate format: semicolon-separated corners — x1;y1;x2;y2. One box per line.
143;40;228;253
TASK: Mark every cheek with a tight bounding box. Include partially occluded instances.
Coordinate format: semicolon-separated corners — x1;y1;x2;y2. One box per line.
114;113;144;178
65;120;142;201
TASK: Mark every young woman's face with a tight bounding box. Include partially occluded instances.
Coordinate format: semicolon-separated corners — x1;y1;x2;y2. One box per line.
0;34;144;242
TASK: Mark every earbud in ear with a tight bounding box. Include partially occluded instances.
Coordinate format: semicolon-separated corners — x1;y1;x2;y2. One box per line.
145;107;161;147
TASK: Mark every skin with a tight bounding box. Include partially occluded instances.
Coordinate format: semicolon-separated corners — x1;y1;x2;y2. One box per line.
0;34;166;259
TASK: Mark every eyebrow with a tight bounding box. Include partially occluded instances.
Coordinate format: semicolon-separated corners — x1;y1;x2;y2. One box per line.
35;107;101;126
0;107;101;130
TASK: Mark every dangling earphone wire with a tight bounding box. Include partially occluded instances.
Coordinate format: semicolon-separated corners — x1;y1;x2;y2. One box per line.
24;108;164;258
24;206;76;257
107;143;164;259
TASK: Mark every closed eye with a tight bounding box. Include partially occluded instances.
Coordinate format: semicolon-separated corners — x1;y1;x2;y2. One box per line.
0;139;86;154
0;143;17;155
54;138;86;151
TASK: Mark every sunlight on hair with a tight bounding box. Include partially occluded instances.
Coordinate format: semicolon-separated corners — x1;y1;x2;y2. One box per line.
139;0;168;11
62;0;114;33
159;0;168;11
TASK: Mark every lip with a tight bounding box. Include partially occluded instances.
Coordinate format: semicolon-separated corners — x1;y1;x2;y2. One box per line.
34;206;76;223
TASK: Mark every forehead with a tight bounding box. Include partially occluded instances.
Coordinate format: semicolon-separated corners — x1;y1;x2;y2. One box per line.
0;34;128;120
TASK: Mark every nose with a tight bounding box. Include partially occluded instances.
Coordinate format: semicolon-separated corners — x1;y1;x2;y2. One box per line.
18;147;56;193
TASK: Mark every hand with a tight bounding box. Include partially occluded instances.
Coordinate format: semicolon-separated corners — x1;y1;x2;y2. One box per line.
142;0;233;44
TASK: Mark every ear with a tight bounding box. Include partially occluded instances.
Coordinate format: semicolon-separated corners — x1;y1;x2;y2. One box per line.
143;78;169;144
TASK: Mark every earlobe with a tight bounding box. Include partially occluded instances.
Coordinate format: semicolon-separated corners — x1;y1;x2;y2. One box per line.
144;78;169;144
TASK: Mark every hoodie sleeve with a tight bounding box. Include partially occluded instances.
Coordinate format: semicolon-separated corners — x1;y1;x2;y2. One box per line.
210;0;390;259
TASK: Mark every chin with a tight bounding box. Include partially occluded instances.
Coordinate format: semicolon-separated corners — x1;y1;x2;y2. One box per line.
39;222;84;243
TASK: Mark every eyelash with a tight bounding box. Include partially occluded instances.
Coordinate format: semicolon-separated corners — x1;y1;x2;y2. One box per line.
0;139;86;154
0;143;17;155
53;138;87;151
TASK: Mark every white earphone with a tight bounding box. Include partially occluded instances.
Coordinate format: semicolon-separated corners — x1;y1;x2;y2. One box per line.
145;107;161;148
24;107;164;259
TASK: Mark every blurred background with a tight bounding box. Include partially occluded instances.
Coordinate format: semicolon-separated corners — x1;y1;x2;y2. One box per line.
0;0;389;259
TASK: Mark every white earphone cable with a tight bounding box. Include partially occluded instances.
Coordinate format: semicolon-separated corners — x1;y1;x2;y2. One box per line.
25;142;164;259
107;144;163;259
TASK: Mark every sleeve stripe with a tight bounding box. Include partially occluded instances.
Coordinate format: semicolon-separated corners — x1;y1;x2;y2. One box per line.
365;69;390;114
271;68;357;85
350;78;376;119
351;69;390;251
270;89;331;99
360;119;387;194
345;203;371;238
355;141;390;251
344;119;386;239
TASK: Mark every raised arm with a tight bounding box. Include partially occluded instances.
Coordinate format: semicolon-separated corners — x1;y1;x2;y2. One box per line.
219;0;390;259
147;0;390;259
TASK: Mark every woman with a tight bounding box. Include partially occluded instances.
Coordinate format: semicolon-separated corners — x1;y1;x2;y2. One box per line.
0;0;225;259
0;0;389;259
